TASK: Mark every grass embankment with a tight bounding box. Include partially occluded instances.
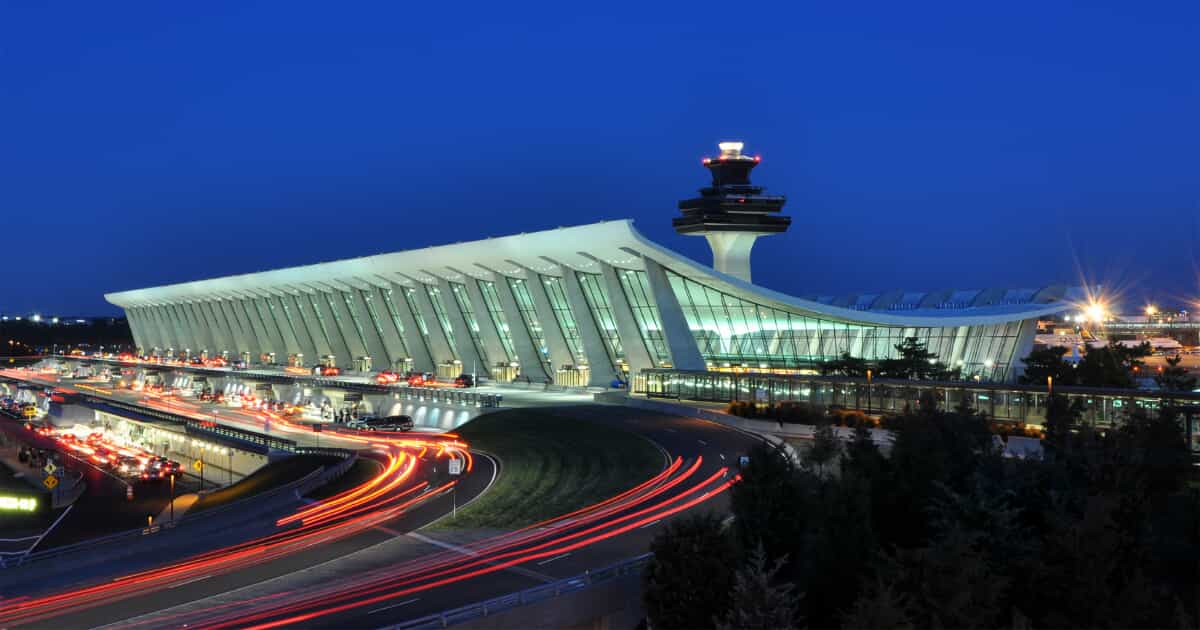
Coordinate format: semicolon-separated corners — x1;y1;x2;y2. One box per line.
189;454;340;514
437;409;663;529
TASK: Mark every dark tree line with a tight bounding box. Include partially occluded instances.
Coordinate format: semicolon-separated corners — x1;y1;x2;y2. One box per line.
644;396;1199;629
819;337;960;381
0;318;133;355
1020;341;1159;390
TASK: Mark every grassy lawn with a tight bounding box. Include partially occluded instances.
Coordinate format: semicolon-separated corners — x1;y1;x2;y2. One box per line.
189;454;339;514
436;408;664;529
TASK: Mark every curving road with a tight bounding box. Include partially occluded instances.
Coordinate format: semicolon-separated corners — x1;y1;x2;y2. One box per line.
0;369;760;629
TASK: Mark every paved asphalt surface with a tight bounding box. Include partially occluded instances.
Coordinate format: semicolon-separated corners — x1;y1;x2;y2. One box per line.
1;366;763;629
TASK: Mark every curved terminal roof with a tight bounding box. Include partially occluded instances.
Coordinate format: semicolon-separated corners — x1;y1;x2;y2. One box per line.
106;220;1079;328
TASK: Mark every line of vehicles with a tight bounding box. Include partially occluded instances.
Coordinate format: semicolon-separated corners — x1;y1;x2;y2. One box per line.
344;414;415;432
1;397;40;419
24;424;182;482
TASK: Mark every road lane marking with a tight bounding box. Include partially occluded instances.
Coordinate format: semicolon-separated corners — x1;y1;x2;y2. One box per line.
639;519;660;529
537;552;571;566
368;598;420;615
169;574;214;589
697;439;707;446
719;453;725;460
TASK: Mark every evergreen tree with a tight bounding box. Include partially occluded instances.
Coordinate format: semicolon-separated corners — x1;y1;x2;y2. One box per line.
1155;354;1197;392
879;336;958;380
643;513;738;630
715;544;800;630
1018;346;1077;386
729;443;809;575
805;422;840;478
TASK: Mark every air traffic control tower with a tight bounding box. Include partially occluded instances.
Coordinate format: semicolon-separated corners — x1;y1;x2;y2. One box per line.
673;141;791;283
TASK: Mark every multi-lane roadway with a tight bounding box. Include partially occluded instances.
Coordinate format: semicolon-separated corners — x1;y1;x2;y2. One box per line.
0;367;761;629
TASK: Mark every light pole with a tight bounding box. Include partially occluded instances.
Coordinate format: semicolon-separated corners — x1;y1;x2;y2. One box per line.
169;473;175;523
866;369;873;415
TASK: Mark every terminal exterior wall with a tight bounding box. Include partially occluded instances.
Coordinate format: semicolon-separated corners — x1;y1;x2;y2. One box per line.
107;222;1072;384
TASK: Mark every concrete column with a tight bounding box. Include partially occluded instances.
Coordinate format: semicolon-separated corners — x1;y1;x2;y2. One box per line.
182;302;217;355
199;301;236;355
435;278;484;374
520;275;575;370
251;296;290;358
489;277;551;381
309;291;356;368
408;283;456;366
263;295;302;356
152;306;175;350
368;286;410;368
641;259;705;370
237;296;275;360
703;231;766;283
561;270;620;387
278;294;319;362
176;302;208;353
215;299;250;356
325;290;369;361
386;283;435;372
349;288;394;368
160;304;188;351
291;293;332;359
124;307;150;352
599;264;654;376
225;298;264;358
460;279;509;367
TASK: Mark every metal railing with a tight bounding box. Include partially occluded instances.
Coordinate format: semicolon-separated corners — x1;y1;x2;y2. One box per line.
383;553;653;629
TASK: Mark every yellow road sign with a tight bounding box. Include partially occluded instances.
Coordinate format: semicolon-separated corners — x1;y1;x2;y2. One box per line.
43;475;59;490
43;462;57;476
193;459;204;471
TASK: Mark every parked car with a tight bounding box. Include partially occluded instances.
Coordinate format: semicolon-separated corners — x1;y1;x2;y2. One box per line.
453;374;476;388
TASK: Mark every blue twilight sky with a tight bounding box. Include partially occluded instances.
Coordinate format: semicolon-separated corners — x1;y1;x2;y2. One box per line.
2;1;1197;316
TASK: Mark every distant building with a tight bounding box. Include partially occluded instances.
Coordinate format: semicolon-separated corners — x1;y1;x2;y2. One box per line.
106;143;1082;384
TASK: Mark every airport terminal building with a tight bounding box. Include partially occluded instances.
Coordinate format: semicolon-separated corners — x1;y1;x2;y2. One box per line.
106;143;1080;386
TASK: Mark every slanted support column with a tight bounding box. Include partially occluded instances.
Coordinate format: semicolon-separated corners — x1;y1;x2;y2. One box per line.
197;301;233;355
561;270;620;387
386;283;435;373
489;277;551;382
218;299;255;357
407;283;455;367
641;259;705;370
518;273;575;373
309;291;355;368
281;293;321;363
368;286;409;369
349;288;394;368
435;277;484;375
460;278;509;370
598;263;654;377
124;307;150;352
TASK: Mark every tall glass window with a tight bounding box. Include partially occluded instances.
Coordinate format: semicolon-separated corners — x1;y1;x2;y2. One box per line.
379;288;411;357
665;268;1022;379
306;293;336;357
338;291;372;357
401;286;434;356
320;292;355;357
576;272;624;368
477;281;517;362
540;275;586;364
450;282;489;367
506;278;552;370
424;285;458;360
359;289;395;364
617;270;670;366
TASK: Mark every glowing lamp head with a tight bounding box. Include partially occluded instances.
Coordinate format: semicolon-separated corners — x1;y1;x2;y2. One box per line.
717;141;744;159
1085;302;1107;322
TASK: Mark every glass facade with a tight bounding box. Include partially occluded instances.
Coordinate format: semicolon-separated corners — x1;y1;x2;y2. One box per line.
379;288;412;358
576;272;625;369
339;291;371;356
617;270;671;366
449;282;489;367
320;292;355;357
507;278;552;370
540;275;586;365
424;285;458;360
400;286;435;358
665;269;1023;380
477;280;517;362
305;293;335;356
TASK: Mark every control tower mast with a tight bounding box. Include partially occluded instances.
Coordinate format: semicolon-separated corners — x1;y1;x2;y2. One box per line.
673;141;790;283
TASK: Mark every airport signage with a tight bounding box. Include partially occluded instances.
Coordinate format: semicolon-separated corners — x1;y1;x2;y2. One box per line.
0;495;38;511
448;458;462;476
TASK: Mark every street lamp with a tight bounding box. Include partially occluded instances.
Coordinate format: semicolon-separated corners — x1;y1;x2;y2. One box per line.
866;369;873;415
